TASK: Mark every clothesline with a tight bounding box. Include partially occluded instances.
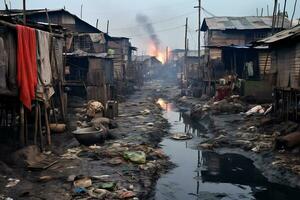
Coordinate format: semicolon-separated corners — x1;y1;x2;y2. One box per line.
0;19;64;38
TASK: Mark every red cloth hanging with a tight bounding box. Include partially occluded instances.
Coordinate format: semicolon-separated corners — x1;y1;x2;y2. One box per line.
17;25;37;110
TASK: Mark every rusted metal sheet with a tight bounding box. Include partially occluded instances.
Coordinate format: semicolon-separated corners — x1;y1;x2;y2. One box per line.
202;16;290;31
256;25;300;44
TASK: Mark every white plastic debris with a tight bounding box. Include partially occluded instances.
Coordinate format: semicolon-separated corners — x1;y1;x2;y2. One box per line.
245;105;264;116
5;178;20;188
264;105;273;115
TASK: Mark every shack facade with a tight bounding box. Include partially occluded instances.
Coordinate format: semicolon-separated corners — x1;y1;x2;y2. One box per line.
256;25;300;120
200;16;290;96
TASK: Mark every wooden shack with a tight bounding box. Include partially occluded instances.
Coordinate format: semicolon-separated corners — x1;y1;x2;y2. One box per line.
200;16;290;95
256;25;300;120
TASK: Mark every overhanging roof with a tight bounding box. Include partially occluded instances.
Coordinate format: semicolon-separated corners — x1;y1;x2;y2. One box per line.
255;24;300;45
201;16;290;31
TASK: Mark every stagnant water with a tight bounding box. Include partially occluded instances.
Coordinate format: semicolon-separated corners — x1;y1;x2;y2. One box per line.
155;98;300;200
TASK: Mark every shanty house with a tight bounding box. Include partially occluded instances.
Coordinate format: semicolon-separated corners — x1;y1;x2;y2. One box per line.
0;17;65;148
1;9;115;104
255;25;300;120
107;37;136;94
200;16;290;97
201;16;290;79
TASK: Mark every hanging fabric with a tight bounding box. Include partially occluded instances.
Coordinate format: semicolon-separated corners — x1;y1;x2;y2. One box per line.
36;29;55;103
17;25;38;110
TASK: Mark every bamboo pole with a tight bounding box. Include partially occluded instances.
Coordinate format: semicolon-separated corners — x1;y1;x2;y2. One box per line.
19;104;25;146
34;102;38;145
38;103;44;150
44;103;51;145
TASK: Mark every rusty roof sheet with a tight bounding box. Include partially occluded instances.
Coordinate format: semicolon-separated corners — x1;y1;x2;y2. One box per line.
201;16;290;31
256;25;300;44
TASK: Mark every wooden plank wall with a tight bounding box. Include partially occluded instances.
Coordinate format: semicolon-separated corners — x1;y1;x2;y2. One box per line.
259;52;271;76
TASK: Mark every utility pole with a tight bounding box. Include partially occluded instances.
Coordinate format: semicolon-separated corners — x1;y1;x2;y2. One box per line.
261;8;264;16
194;0;202;81
267;5;270;16
291;0;298;27
80;4;83;19
272;0;278;34
184;17;188;83
106;20;110;34
281;0;287;29
23;0;26;24
96;19;99;29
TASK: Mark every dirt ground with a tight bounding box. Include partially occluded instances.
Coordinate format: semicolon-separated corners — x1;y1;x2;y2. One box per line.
2;79;300;200
0;81;172;200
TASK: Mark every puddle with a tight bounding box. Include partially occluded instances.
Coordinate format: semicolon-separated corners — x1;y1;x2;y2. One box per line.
155;98;300;200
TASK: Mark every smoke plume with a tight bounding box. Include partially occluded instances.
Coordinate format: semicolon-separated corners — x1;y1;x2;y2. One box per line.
136;14;160;55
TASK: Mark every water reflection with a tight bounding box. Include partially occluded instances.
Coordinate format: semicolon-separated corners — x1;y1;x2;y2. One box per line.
155;98;300;200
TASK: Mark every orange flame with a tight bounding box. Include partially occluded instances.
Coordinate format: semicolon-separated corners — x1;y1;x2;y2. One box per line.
147;41;165;64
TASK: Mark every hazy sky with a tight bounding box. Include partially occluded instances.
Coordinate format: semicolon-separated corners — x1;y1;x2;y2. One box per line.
1;0;299;54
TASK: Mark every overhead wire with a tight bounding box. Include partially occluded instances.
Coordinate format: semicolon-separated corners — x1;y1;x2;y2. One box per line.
126;24;185;38
111;10;197;31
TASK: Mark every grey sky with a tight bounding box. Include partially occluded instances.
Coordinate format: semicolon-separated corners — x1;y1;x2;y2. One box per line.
2;0;299;54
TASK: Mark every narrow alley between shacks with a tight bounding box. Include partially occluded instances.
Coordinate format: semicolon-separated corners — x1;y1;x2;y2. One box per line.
0;0;300;200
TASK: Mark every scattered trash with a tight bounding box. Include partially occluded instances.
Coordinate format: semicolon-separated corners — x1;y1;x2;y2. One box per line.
67;175;76;182
38;176;53;182
74;187;88;194
264;105;272;115
247;126;258;132
96;182;117;191
199;143;214;150
245;105;264;116
88;188;108;199
61;148;81;160
92;175;110;180
146;123;154;127
171;133;192;140
141;109;151;115
5;178;20;188
117;189;136;199
123;151;146;164
108;157;124;165
73;177;92;188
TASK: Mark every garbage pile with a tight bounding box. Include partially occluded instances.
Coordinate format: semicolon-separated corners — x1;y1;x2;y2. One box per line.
74;100;117;145
191;95;247;119
62;142;168;199
71;175;136;199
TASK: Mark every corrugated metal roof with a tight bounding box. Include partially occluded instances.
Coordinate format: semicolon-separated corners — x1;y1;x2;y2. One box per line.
256;25;300;44
201;16;290;31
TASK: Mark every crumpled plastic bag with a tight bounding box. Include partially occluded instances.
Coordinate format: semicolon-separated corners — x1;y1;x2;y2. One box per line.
123;151;146;164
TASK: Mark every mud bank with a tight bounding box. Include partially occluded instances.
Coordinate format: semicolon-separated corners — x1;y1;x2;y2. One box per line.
176;94;300;189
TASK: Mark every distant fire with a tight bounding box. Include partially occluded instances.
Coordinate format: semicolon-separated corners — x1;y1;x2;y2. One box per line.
148;41;165;64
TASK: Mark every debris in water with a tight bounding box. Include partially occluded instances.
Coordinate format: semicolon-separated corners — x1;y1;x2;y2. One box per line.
171;133;192;140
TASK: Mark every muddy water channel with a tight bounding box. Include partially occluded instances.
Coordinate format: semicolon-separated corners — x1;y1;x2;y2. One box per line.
155;98;300;200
